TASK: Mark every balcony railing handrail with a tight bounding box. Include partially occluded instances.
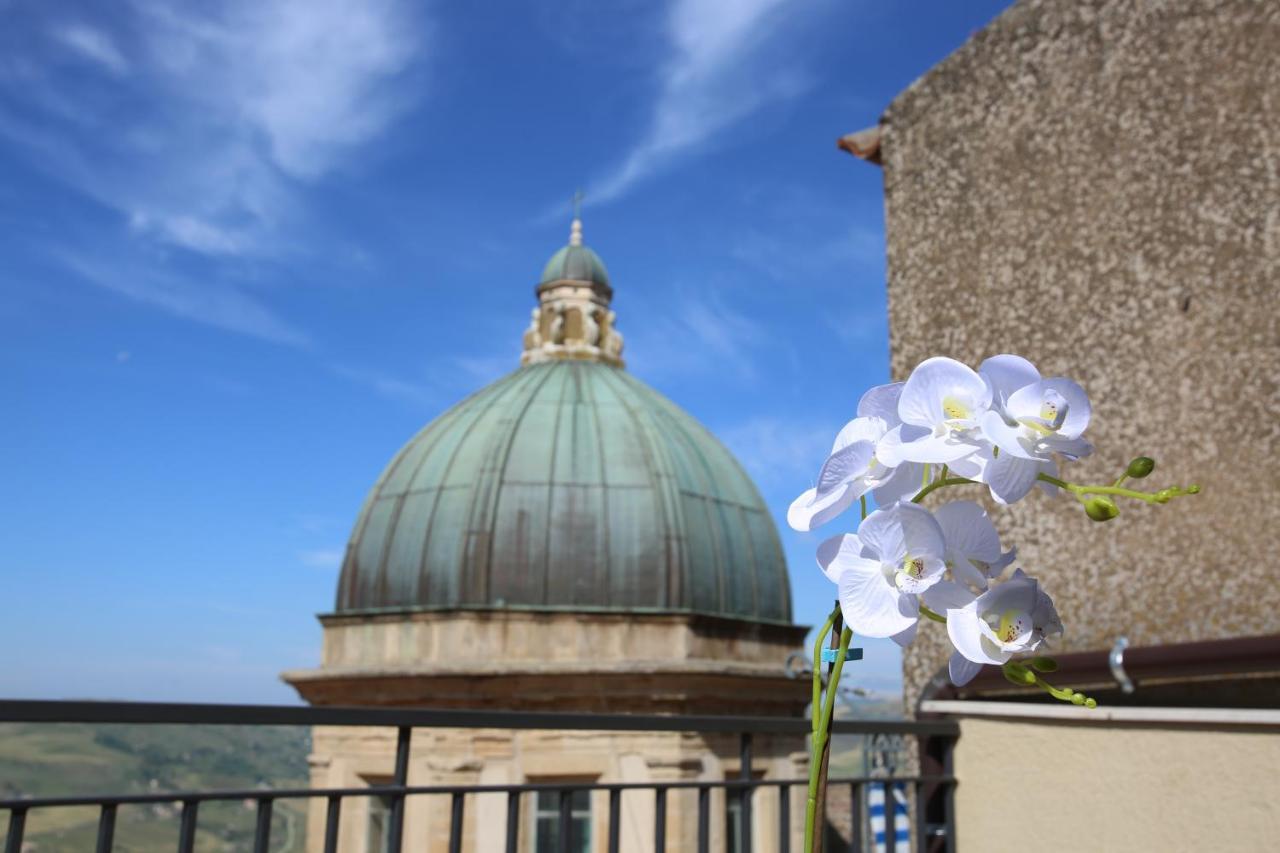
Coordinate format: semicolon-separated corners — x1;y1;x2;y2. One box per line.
0;774;957;811
0;699;958;852
0;698;960;736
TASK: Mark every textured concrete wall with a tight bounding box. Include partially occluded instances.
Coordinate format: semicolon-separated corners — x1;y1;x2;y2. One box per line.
952;717;1280;850
879;0;1280;706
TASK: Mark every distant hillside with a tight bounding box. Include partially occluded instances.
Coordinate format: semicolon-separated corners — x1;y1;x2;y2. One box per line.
827;692;908;778
0;723;309;852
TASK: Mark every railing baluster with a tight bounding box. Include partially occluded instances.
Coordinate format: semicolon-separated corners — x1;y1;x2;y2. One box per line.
557;788;572;853
607;789;621;853
177;800;198;853
322;796;342;853
449;792;465;853
95;803;116;853
696;785;709;853
506;790;521;853
5;808;26;853
253;797;273;853
653;786;667;852
849;783;862;853
913;781;923;853
739;733;753;853
943;737;957;853
387;725;411;853
777;783;790;853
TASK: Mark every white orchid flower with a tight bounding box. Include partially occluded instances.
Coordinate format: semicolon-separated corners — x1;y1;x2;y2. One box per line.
787;384;925;531
945;569;1063;685
933;501;1016;591
978;353;1041;419
974;368;1091;503
877;357;993;467
815;502;947;646
941;442;1060;506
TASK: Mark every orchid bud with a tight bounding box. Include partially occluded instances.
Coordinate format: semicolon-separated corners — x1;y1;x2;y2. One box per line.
1002;662;1036;686
1030;656;1059;673
1125;457;1155;479
1084;496;1119;521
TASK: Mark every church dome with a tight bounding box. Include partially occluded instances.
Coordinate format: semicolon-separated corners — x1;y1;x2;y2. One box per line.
334;359;792;624
539;216;610;289
540;244;610;288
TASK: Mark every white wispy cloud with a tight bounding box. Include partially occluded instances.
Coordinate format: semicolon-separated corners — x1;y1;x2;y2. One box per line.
298;549;345;572
625;289;773;382
57;249;311;347
52;23;129;75
332;364;436;406
1;0;426;342
8;1;424;258
716;415;834;492
590;0;810;202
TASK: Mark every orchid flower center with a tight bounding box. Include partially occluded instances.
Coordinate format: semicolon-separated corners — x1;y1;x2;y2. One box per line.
890;556;926;589
987;609;1031;643
1018;390;1069;437
941;395;970;422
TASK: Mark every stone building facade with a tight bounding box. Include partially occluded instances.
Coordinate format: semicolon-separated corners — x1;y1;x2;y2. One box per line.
283;219;809;852
848;0;1280;848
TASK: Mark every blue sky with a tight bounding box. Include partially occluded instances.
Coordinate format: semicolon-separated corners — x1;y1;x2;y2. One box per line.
1;0;1012;704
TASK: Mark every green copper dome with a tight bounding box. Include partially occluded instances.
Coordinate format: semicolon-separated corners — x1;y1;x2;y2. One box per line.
335;360;791;623
540;244;610;288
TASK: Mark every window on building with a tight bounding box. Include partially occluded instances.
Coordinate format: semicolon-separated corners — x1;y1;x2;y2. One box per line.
364;779;394;853
725;771;762;853
533;788;591;853
726;792;744;853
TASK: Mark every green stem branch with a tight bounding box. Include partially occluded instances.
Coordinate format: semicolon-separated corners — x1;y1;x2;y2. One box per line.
919;605;947;624
911;477;977;504
805;626;853;853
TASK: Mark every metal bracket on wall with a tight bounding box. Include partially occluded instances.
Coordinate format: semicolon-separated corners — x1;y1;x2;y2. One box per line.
1109;636;1136;694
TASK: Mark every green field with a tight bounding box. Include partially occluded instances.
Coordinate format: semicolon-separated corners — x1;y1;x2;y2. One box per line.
0;722;310;852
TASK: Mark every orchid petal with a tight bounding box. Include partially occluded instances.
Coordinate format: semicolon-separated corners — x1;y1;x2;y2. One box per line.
870;461;926;506
934;501;1002;562
945;449;988;481
787;485;860;532
948;651;984;687
832;416;887;453
1042;377;1091;438
979;354;1040;409
891;619;918;648
816;441;875;495
947;603;1010;665
885;430;984;465
857;382;903;424
854;506;905;563
898;357;991;429
838;562;917;639
979;411;1038;459
815;533;877;584
922;579;977;611
984;452;1047;505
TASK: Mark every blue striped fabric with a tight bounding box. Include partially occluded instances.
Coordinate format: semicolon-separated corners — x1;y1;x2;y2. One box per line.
866;783;910;852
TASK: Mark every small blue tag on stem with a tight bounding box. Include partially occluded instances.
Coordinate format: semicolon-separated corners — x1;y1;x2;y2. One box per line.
821;647;863;663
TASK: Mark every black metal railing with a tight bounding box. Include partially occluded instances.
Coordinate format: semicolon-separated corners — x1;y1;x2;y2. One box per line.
0;700;958;853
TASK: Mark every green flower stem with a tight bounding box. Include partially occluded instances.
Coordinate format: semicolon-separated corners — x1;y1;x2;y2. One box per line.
805;625;853;853
1036;473;1197;505
859;494;868;520
910;477;977;504
810;605;840;735
919;605;947;624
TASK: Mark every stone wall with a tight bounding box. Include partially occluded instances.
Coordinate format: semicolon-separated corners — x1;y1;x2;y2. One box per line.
877;0;1280;707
